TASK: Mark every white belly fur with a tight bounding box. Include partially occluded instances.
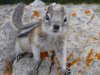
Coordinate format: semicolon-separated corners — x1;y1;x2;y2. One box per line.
35;35;64;52
18;37;32;52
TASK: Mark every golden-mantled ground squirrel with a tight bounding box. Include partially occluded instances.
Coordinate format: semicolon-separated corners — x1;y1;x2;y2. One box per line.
13;3;69;74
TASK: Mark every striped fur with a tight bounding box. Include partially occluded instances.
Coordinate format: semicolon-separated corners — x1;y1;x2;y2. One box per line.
12;3;38;31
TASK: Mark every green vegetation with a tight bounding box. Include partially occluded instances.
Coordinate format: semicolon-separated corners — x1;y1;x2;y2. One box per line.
0;0;100;4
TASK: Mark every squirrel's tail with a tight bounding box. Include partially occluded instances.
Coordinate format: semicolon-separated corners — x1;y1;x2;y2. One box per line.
12;3;25;31
12;3;41;32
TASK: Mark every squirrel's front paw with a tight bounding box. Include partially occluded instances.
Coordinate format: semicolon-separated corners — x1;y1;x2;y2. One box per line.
61;68;71;75
34;54;40;61
16;53;24;62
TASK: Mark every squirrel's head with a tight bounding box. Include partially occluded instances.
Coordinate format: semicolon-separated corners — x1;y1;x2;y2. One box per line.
42;4;68;36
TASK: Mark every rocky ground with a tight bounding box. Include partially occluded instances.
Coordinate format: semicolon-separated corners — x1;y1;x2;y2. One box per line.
0;4;100;75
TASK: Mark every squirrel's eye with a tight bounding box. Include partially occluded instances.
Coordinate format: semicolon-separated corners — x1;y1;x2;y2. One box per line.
46;14;50;20
64;17;67;22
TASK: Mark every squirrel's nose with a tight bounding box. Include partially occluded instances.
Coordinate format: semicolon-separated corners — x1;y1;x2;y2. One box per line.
53;25;60;30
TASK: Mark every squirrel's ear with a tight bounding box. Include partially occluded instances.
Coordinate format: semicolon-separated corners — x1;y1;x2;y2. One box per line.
60;6;65;14
47;5;53;13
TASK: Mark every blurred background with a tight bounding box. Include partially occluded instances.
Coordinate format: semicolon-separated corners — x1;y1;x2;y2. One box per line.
0;0;100;4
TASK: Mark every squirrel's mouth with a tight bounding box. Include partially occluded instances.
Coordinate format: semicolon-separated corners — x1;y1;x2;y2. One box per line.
53;30;58;33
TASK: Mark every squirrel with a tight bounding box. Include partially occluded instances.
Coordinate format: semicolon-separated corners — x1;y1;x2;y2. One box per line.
12;3;69;72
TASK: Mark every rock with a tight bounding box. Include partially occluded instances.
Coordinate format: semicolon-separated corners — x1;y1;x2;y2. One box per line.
0;4;100;75
12;58;57;75
0;22;16;75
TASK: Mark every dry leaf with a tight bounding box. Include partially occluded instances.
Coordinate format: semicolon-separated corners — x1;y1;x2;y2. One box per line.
33;11;40;18
71;12;77;17
95;53;100;60
5;63;12;75
85;49;94;67
67;57;81;68
66;52;74;61
84;10;91;15
40;51;48;60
